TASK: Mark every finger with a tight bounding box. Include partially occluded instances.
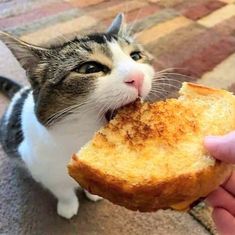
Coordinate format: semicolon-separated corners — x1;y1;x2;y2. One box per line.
206;187;235;216
222;170;235;195
212;208;235;235
204;131;235;163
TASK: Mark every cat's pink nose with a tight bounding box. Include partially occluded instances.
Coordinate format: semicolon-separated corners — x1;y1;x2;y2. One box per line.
124;72;144;95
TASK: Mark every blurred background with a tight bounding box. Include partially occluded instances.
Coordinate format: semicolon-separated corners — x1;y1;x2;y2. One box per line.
0;0;235;234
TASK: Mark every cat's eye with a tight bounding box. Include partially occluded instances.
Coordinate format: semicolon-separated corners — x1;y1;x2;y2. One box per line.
75;61;109;74
130;51;142;61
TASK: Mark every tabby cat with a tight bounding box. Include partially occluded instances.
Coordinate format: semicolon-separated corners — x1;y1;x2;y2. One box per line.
0;14;154;219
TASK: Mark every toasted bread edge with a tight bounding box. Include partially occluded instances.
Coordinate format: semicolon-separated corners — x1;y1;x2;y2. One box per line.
181;82;230;96
68;154;232;212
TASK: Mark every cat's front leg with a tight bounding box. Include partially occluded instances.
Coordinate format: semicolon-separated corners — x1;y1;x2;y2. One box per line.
84;190;103;202
51;186;79;219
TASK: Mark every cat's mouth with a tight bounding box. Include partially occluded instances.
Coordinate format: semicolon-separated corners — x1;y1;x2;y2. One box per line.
104;98;140;122
105;109;118;122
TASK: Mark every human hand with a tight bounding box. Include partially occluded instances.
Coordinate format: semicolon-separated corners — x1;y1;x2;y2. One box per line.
204;131;235;235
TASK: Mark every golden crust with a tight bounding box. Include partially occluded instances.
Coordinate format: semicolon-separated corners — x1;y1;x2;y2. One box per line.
100;98;199;149
183;82;223;95
68;155;231;211
68;82;235;211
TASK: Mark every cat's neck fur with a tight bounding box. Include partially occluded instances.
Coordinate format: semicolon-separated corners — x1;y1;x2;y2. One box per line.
20;91;104;160
50;108;105;154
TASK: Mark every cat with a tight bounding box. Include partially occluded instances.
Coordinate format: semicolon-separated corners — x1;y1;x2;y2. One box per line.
0;13;154;219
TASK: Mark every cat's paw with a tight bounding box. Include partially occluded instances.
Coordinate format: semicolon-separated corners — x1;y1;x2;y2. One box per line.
57;197;79;219
84;190;103;202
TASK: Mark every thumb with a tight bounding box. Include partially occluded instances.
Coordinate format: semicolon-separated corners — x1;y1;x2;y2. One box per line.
204;131;235;164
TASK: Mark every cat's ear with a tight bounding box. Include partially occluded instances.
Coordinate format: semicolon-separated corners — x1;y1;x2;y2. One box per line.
107;13;125;35
0;31;49;71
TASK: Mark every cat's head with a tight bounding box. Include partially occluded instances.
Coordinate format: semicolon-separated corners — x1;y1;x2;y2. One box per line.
0;13;154;126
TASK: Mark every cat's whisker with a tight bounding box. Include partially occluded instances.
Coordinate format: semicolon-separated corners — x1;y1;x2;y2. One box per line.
157;72;191;76
152;78;181;85
56;33;78;50
150;87;169;94
98;103;112;122
152;78;183;89
154;73;186;80
153;81;180;89
47;109;71;125
70;99;98;112
147;89;166;100
153;81;181;86
148;93;165;101
154;78;182;87
154;74;182;83
151;84;174;93
65;92;124;123
151;85;167;91
59;101;99;124
119;0;130;38
154;73;194;81
154;68;195;86
46;100;91;126
155;67;188;74
127;7;142;36
95;92;123;118
97;104;107;119
152;84;180;91
150;90;169;97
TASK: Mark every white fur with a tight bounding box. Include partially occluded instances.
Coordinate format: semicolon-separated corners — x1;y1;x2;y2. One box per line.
19;92;104;219
17;40;154;219
4;86;29;123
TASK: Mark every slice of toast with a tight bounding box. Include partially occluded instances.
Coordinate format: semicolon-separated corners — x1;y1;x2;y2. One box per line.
68;83;234;212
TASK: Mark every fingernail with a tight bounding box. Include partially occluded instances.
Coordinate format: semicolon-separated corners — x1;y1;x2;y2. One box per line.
205;136;220;141
204;136;220;145
203;136;225;153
